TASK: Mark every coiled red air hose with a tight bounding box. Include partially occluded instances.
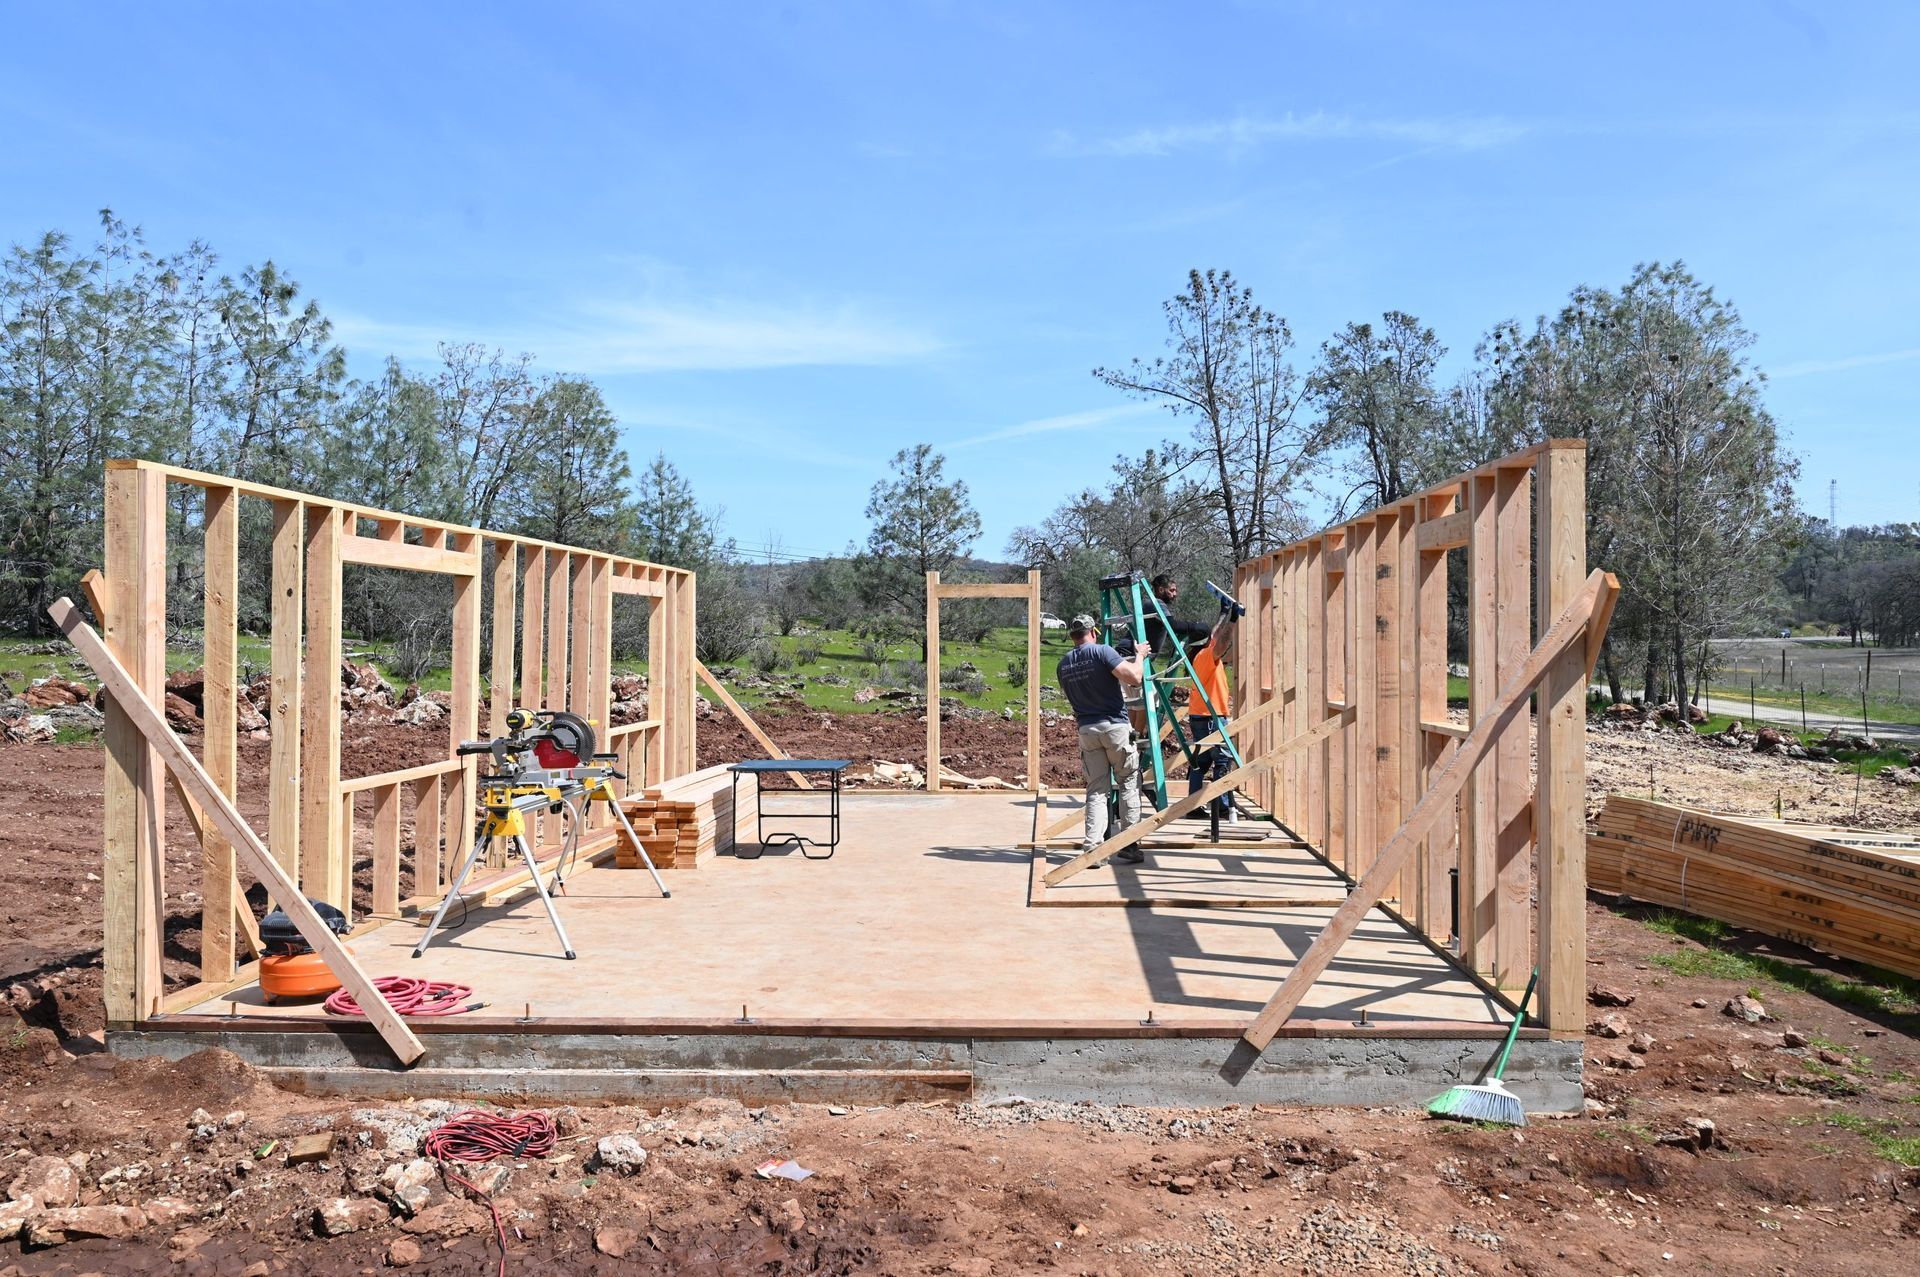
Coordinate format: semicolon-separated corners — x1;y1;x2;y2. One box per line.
323;976;477;1017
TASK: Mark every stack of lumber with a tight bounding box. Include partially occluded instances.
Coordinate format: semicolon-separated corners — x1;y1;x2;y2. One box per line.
1589;795;1920;978
615;765;756;869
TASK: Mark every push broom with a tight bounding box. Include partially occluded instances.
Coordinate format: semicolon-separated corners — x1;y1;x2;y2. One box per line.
1427;968;1537;1127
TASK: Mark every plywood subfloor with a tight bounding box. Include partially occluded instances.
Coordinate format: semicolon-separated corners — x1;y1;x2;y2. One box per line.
186;793;1502;1027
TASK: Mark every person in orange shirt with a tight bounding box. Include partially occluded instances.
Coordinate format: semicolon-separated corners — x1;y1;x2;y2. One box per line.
1186;608;1239;822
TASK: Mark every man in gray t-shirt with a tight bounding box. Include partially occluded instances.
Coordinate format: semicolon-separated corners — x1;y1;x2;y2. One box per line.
1056;615;1149;858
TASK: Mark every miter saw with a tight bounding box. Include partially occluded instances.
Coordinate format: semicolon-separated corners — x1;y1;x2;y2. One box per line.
411;707;668;961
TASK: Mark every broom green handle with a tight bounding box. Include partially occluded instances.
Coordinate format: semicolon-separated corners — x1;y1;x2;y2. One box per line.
1490;969;1539;1081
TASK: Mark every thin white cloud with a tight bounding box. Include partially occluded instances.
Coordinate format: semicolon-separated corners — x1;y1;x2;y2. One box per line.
947;403;1159;450
1769;347;1920;378
331;298;941;375
615;408;872;472
1053;111;1530;159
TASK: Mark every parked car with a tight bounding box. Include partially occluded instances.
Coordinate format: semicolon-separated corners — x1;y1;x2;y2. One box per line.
1039;612;1067;630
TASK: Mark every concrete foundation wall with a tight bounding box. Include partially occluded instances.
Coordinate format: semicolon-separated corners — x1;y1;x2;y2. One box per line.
111;1027;1584;1113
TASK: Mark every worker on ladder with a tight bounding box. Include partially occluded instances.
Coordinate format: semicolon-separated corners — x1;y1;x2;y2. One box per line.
1186;605;1240;823
1057;614;1151;861
1144;573;1213;659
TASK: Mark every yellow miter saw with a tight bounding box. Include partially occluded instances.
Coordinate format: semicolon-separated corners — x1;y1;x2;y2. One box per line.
412;707;668;961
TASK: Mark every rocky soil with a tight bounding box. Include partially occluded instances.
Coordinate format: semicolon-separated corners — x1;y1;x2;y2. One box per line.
3;688;1920;1271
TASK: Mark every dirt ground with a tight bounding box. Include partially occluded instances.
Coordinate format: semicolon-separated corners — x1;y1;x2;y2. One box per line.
3;713;1920;1272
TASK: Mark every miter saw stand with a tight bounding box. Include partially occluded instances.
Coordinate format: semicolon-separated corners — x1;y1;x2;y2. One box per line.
412;708;668;961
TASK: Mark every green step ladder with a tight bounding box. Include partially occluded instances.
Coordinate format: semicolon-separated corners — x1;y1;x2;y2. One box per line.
1096;570;1242;811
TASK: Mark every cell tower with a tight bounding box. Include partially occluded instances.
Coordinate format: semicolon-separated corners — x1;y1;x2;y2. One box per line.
1829;479;1837;528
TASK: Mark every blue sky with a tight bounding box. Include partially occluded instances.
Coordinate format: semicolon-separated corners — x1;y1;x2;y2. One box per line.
5;2;1916;560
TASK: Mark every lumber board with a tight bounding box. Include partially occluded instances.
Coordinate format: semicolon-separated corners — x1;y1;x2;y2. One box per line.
1491;466;1531;990
546;551;571;709
1305;540;1327;852
300;505;346;914
269;499;305;900
1026;569;1041;792
338;758;463;794
1414;495;1451;939
1588;795;1920;977
51;598;425;1067
1243;569;1614;1049
136;468;168;1017
1416;507;1470;552
100;470;143;1019
1346;520;1376;881
694;659;814;788
340;533;479;576
1044;709;1353;886
371;782;401;918
490;541;516;736
926;571;941;792
1187;691;1287;750
448;533;482;870
1462;473;1495;973
1322;550;1346;871
202;483;239;983
519;546;546;718
569;552;592;717
102;458;681;585
932;581;1031;598
1533;444;1589;1030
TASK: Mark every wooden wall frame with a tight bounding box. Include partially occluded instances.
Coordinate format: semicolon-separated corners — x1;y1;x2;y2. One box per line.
1228;440;1600;1037
93;458;695;1024
925;571;1043;793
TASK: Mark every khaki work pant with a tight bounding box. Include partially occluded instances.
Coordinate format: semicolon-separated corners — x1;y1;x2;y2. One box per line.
1077;720;1140;850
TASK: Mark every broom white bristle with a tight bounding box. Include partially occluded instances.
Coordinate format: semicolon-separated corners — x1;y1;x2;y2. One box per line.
1426;1078;1526;1127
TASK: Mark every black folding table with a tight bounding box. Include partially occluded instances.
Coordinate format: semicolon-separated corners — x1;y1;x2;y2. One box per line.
727;759;849;859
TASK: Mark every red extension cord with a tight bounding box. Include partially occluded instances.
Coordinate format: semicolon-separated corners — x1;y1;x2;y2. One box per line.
322;976;478;1017
423;1109;559;1161
423;1111;558;1277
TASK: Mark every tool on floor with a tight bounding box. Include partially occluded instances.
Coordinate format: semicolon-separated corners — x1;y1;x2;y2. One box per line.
1426;968;1538;1127
325;976;484;1016
258;900;351;1003
412;707;669;962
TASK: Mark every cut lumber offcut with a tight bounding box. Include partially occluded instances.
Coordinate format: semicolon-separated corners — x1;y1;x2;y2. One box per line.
1241;570;1615;1050
694;658;813;789
1044;707;1355;887
938;764;1020;790
1589;795;1920;979
49;597;426;1067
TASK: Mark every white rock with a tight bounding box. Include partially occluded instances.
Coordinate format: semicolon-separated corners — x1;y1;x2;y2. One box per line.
379;1159;437;1216
592;1133;648;1175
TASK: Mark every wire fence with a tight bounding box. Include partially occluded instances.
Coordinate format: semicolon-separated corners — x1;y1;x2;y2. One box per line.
1702;648;1920;730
